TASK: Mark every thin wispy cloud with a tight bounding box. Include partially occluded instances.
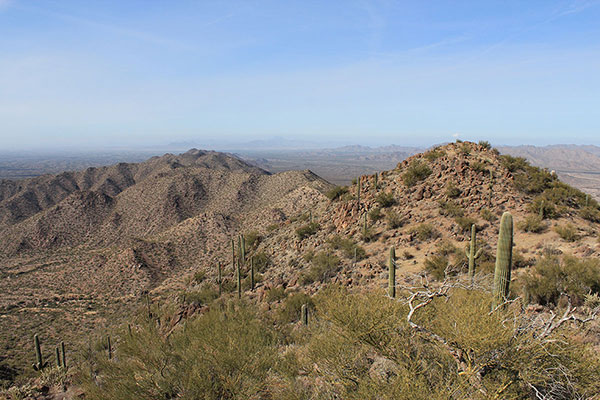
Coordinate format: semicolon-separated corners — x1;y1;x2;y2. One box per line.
17;4;195;50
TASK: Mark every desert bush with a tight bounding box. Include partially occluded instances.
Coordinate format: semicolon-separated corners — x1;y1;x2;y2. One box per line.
520;255;600;306
454;216;477;233
423;147;445;161
251;251;271;272
300;252;340;284
81;303;282;400
375;192;395;207
554;223;579;242
277;292;313;323
469;161;487;174
368;207;383;222
309;286;600;399
402;160;432;187
438;199;464;218
459;142;471;156
266;223;279;232
244;230;261;249
296;222;320;239
518;214;546;233
326;186;348;201
192;270;206;284
528;196;559;219
265;286;287;302
183;285;219;305
424;255;449;280
445;181;461;198
407;223;438;241
327;235;366;260
385;210;404;229
579;206;600;222
499;155;529;172
478;140;491;150
480;207;496;222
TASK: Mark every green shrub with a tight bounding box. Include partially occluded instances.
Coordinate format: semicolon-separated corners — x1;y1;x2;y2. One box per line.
244;230;261;249
478;140;491;150
424;255;449;280
407;223;438;241
469;161;487;174
296;222;320;239
438;199;464;218
277;292;313;323
375;192;395;207
81;302;282;399
454;216;477;233
517;214;546;233
402;160;432;187
423;147;445;161
265;286;287;302
445;181;461;198
300;252;340;284
327;235;366;260
480;207;496;222
521;255;600;306
554;223;579;242
326;186;348;201
459;142;471;156
192;270;206;284
368;207;383;222
528;196;559;219
266;223;279;232
579;206;600;222
183;286;219;305
251;251;271;273
499;155;529;172
385;210;404;229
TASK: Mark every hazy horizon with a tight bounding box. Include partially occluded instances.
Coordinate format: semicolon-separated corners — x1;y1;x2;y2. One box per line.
1;0;599;149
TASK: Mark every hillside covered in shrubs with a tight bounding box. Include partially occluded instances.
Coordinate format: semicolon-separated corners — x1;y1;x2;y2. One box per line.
3;141;600;399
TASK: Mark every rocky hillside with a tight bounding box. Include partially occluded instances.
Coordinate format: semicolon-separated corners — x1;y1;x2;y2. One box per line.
0;149;332;383
224;141;599;303
3;142;600;392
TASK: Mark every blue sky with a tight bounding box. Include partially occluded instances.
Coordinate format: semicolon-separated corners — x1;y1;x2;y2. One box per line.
0;0;599;149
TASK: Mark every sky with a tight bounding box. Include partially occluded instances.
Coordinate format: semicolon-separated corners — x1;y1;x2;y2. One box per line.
0;0;599;150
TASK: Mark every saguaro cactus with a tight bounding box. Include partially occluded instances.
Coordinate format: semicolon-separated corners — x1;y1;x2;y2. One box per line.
301;304;309;325
374;172;379;190
217;262;223;296
236;259;242;299
362;213;368;238
55;346;61;367
32;334;48;371
492;212;513;309
539;200;545;219
61;341;66;368
466;224;483;279
250;257;255;291
107;335;112;360
356;176;361;205
388;246;396;298
231;238;235;269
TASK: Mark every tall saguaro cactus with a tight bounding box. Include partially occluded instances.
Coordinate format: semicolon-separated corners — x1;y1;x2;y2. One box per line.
374;172;379;191
388;246;396;298
301;304;309;325
356;176;361;205
250;257;255;291
61;341;66;368
236;259;242;299
217;263;222;296
492;212;513;309
107;335;112;360
466;224;483;279
32;334;48;371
